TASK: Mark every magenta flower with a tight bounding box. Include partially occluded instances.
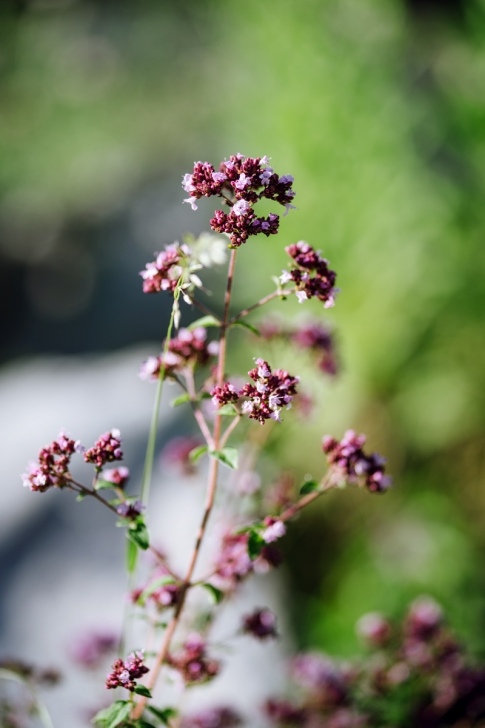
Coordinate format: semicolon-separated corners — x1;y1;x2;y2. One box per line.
84;429;123;468
102;466;130;488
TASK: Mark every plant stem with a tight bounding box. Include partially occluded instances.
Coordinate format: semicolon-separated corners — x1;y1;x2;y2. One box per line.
189;296;222;324
219;415;241;449
132;249;238;719
229;290;282;324
279;475;333;523
186;370;215;449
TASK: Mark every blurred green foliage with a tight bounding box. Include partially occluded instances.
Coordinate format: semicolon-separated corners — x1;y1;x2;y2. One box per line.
1;0;485;660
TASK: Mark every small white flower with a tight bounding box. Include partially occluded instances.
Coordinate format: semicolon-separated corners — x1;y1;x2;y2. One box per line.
279;269;292;285
190;273;203;288
260;155;272;166
284;203;297;216
111;428;121;439
232;199;251;216
234;173;251;190
207;341;220;356
182;174;196;193
183;196;198;211
212;171;226;183
296;290;308;304
263;520;286;543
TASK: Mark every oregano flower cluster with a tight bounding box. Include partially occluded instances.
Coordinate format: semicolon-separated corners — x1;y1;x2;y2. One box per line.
19;154;396;727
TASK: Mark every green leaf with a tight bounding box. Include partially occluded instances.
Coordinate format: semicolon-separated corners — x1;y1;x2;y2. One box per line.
135;722;157;728
170;392;191;408
231;319;261;336
94;479;116;491
200;391;212;400
189;445;208;463
187;315;220;330
76;492;86;502
92;700;130;728
215;403;238;416
211;447;238;469
126;538;138;573
146;707;178;726
300;479;319;495
248;529;265;559
127;521;150;550
202;583;224;604
137;576;176;606
134;684;152;698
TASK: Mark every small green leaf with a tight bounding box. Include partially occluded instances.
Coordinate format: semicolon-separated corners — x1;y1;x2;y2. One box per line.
137;576;176;606
170;393;191;408
200;391;212;400
189;445;208;463
76;493;86;502
231;319;261;336
300;479;319;495
135;721;157;728
248;529;264;559
92;700;130;728
202;583;224;604
146;706;178;726
211;447;238;470
187;315;220;330
127;521;150;550
134;684;152;698
215;403;238;416
94;479;116;491
126;538;138;573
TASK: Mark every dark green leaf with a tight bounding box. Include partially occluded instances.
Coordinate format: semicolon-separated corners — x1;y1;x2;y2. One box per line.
215;404;238;416
231;320;261;336
146;707;178;726
126;539;138;573
135;722;157;728
189;445;208;463
187;315;220;330
300;479;319;495
127;521;150;550
170;393;191;408
92;700;130;728
211;447;238;469
76;493;86;502
137;576;176;605
248;530;264;559
199;392;212;400
134;684;152;698
202;583;224;604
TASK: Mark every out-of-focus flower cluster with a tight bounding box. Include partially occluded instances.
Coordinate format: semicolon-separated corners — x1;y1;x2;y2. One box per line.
266;597;485;728
181;707;241;728
167;634;220;685
212;359;299;425
140;243;194;294
182;155;296;247
261;318;338;376
105;651;149;691
243;608;278;640
161;435;205;475
323;430;392;493
280;242;338;307
212;530;282;589
22;432;81;492
70;632;118;669
140;328;219;381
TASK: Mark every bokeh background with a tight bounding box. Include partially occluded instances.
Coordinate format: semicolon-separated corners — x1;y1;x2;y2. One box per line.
1;0;485;722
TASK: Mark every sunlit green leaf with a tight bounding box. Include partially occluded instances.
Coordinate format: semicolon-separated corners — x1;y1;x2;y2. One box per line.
211;447;238;469
215;403;238;416
300;479;319;495
202;583;224;603
189;445;208;463
187;315;220;330
134;684;152;697
230;319;261;336
170;393;191;408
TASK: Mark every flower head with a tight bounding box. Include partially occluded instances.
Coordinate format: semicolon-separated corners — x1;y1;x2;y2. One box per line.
167;634;220;685
22;432;80;492
322;430;392;492
239;359;299;425
243;608;278;640
139;328;216;381
106;651;148;691
84;429;123;468
102;466;130;488
181;707;241;728
283;242;338;308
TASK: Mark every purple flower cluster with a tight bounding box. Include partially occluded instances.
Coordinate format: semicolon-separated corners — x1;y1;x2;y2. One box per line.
139;243;190;294
140;328;218;381
105;651;149;691
281;242;338;307
167;634;220;685
181;707;241;728
84;429;123;469
239;359;299;424
210;382;239;406
102;466;130;488
182;155;296;247
22;433;80;492
267;598;485;728
116;500;144;520
261;319;338;376
322;430;392;492
213;531;282;588
70;631;118;669
243;608;278;640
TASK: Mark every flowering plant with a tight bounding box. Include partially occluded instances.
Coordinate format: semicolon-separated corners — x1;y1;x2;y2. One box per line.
16;155;393;727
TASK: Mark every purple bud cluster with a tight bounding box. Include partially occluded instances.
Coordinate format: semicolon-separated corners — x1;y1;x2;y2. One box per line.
116;500;145;519
281;242;338;307
261;319;338;376
105;651;149;691
322;430;392;492
243;608;278;640
213;531;282;588
182;155;296;247
84;429;123;468
139;243;190;294
181;707;241;728
140;328;218;381
22;433;81;492
167;634;220;685
267;598;485;728
211;382;239;406
239;359;299;425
